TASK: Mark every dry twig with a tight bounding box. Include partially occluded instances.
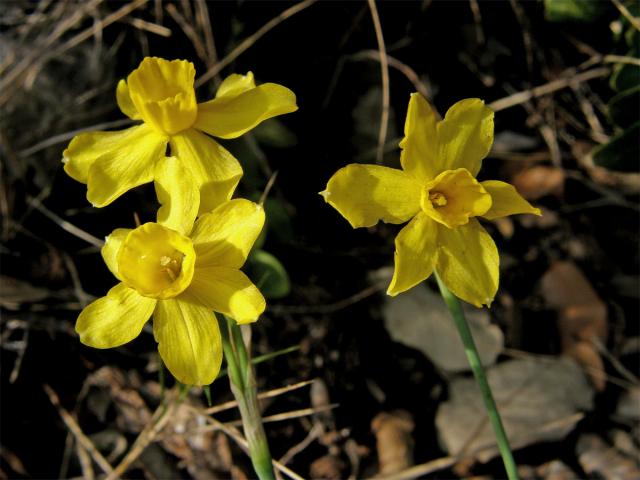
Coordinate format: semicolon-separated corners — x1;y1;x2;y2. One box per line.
195;0;317;87
43;384;114;475
367;0;390;164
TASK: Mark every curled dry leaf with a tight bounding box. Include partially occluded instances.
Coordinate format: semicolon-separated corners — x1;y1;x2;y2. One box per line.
577;434;640;480
0;275;49;309
436;357;594;463
539;261;608;391
512;165;565;200
535;459;577;480
309;454;346;480
371;410;415;475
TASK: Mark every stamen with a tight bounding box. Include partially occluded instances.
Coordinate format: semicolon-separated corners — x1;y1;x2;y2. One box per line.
429;191;448;207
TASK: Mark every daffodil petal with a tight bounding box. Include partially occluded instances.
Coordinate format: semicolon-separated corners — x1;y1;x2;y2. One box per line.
195;83;298;139
190;199;265;269
116;79;140;120
76;283;156;348
63;124;167;207
321;164;422;228
435;218;499;307
400;93;441;182
187;266;265;324
101;228;131;280
216;72;256;98
154;156;199;235
387;213;438;296
153;295;222;386
481;180;542;220
169;129;242;214
437;99;494;176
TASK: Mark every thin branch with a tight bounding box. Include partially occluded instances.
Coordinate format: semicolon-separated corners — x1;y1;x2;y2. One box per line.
488;67;610;112
195;0;317;88
199;415;306;480
353;50;429;99
367;0;390;164
28;196;104;248
203;379;316;415
43;384;114;475
611;0;640;32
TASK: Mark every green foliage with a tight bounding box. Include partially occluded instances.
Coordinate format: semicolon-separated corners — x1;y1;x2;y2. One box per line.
593;121;640;172
608;85;640;128
544;0;608;23
592;2;640;172
246;249;291;299
253;119;297;148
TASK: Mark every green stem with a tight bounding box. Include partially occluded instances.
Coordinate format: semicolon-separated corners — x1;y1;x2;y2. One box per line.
221;316;275;480
434;273;519;480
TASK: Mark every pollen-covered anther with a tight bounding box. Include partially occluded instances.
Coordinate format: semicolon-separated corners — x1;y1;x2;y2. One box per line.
420;168;492;228
429;191;447;207
117;223;195;299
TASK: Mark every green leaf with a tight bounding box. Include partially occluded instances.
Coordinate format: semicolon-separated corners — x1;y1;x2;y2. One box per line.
245;250;291;299
610;58;640;92
593;121;640;172
252;119;297;148
608;85;640;128
203;385;212;407
544;0;608;23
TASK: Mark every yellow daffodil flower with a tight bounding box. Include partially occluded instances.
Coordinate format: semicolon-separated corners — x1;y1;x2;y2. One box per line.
63;57;297;213
76;157;266;385
321;94;541;307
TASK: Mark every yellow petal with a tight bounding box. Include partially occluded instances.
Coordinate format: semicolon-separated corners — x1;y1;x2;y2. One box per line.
387;213;438;296
101;228;131;279
195;83;297;139
435;218;499;307
437;99;494;177
400;93;441;182
481;180;542;220
321;164;422;228
127;57;198;135
216;72;256;98
153;295;222;386
187;266;265;324
155;156;199;235
190;199;265;269
63;124;167;207
116;79;140;120
420;168;492;228
76;283;156;348
169;129;242;214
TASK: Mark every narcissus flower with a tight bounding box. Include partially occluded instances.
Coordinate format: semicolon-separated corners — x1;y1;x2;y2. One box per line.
321;94;541;307
63;57;297;213
76;157;266;385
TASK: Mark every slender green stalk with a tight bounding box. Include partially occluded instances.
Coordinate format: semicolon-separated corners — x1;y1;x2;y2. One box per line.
434;273;519;480
221;316;275;480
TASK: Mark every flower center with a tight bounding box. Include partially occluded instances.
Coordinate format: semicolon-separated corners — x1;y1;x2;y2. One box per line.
420;168;492;228
126;58;198;135
429;191;448;207
117;223;195;299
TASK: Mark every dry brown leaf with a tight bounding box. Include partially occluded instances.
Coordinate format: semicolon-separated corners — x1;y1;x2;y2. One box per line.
512;166;565;200
371;410;415;475
539;261;608;390
577;434;640;480
309;454;346;480
0;275;49;308
535;460;577;480
436;357;593;463
383;285;504;373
